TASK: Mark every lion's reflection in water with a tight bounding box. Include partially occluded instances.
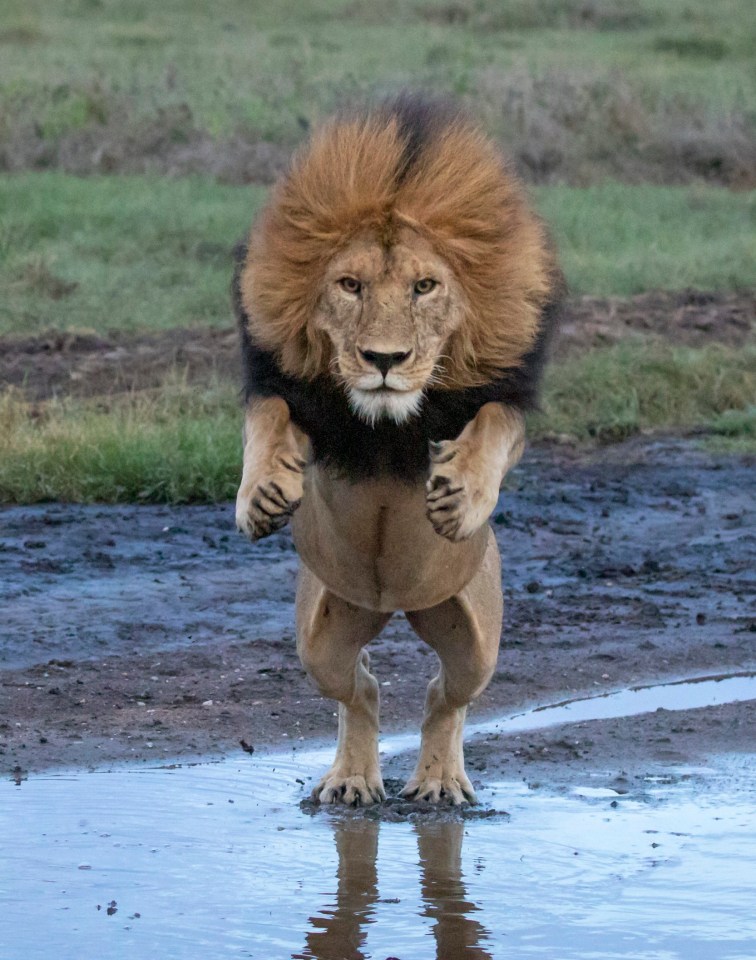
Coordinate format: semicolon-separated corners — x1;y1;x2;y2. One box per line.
295;819;492;960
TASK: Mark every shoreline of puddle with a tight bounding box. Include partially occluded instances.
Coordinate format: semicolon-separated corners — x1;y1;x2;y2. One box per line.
17;668;752;783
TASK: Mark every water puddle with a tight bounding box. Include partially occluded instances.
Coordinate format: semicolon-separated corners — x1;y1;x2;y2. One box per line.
2;675;755;960
379;672;756;761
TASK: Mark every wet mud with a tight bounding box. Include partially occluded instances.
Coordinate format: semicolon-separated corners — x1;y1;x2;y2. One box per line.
1;436;754;785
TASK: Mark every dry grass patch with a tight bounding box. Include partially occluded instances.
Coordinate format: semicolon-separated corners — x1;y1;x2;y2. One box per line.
1;0;753;185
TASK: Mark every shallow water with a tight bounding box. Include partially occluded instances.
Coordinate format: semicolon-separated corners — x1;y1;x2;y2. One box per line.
384;673;756;762
2;676;755;960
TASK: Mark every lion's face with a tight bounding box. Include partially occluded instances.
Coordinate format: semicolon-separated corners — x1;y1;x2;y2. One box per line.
313;228;465;424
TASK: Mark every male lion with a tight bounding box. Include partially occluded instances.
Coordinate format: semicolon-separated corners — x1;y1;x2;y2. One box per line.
234;95;562;806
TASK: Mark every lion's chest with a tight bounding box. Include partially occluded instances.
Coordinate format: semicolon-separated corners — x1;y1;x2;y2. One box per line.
290;468;487;612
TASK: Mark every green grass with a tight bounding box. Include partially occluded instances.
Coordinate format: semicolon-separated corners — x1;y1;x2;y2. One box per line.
536;185;756;294
0;0;753;184
1;0;752;138
0;175;267;335
2;343;753;503
1;173;754;337
530;342;756;443
0;1;752;504
0;380;242;503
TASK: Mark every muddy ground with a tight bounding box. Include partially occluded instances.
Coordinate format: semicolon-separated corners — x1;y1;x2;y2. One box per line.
2;289;753;401
1;436;754;793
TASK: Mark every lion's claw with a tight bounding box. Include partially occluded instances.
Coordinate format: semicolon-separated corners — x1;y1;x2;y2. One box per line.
401;774;476;806
314;773;386;807
426;438;498;542
236;463;303;541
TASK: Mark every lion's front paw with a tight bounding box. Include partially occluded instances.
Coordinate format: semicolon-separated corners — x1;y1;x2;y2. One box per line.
313;770;386;807
425;439;498;542
236;458;305;541
401;771;476;806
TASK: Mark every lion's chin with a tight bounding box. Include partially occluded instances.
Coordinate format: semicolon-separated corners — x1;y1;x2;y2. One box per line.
347;386;424;426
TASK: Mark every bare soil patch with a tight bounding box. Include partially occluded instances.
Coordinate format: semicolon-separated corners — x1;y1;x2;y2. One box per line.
1;438;753;785
555;289;755;357
2;290;753;402
0;327;240;402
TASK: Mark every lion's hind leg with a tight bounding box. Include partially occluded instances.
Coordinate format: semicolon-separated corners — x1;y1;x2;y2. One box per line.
403;529;502;805
296;565;391;806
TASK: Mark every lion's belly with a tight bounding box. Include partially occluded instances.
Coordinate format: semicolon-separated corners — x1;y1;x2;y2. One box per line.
290;467;488;612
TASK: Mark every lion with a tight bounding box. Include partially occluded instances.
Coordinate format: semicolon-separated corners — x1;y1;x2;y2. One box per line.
234;94;563;806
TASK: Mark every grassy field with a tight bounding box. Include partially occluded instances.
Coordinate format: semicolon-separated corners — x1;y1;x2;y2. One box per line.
1;0;753;185
0;379;240;503
1;173;754;337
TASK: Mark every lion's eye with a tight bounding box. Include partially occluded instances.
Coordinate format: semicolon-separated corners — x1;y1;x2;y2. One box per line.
413;278;437;296
339;277;362;295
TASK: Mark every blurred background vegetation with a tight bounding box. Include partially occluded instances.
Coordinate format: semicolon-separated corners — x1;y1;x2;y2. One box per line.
2;0;754;186
0;0;754;501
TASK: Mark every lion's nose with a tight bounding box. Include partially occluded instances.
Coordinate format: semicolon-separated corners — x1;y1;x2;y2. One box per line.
359;349;412;377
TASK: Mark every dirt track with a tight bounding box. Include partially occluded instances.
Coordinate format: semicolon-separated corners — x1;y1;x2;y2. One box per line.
1;437;754;789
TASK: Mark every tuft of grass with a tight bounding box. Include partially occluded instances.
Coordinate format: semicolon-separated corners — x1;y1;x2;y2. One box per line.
653;36;730;60
701;403;756;454
473;67;755;187
0;379;242;504
1;173;753;338
1;342;754;504
531;342;756;443
707;405;756;437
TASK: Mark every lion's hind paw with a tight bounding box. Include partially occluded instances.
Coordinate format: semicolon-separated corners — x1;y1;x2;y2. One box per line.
400;775;476;806
314;773;386;807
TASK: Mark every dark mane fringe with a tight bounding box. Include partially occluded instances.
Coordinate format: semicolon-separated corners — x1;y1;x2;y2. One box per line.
384;92;463;185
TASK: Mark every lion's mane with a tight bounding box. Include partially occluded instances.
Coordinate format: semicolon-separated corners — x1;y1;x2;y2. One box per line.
235;95;564;481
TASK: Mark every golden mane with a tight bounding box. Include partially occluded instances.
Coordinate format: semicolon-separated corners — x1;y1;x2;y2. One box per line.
239;99;559;387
